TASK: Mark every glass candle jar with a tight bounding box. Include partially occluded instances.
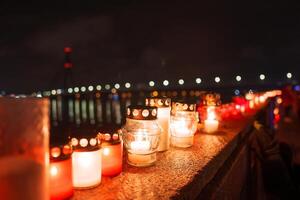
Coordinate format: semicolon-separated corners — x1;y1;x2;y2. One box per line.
145;97;171;152
204;106;219;133
170;102;198;148
199;92;221;123
122;105;160;167
71;134;101;189
98;131;123;177
0;97;50;200
49;139;73;200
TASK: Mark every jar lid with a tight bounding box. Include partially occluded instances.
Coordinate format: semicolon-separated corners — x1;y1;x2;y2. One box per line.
50;143;73;161
70;134;101;151
145;97;171;108
171;101;196;113
127;105;157;120
98;131;121;146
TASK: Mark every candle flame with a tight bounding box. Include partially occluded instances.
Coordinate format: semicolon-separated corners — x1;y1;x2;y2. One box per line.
50;165;58;176
103;147;110;156
207;106;216;120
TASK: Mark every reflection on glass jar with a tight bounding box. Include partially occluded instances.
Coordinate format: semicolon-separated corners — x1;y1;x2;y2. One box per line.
170;102;197;148
122;105;160;167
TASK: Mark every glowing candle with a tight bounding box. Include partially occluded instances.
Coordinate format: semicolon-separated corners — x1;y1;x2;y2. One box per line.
127;132;154;166
122;105;160;167
0;97;49;200
146;97;171;151
170;102;198;148
71;136;101;189
204;106;219;133
99;132;123;177
49;143;73;200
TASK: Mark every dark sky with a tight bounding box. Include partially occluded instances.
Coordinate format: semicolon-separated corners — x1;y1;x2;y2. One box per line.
1;1;300;93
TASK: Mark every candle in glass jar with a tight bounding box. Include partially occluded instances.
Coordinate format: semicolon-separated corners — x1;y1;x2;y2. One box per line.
170;102;197;148
122;105;161;167
99;132;123;177
71;137;102;189
49;142;73;200
131;140;151;152
50;159;73;200
204;107;219;133
146;98;171;152
127;131;156;166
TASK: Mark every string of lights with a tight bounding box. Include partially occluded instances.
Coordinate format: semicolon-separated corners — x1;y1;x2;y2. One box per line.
35;72;296;97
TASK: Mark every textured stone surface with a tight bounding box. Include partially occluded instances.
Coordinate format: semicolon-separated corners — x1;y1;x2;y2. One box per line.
73;119;252;200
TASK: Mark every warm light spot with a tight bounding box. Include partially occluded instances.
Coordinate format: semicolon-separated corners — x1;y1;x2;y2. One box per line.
125;82;131;88
287;72;292;79
152;91;158;97
51;147;61;158
81;86;86;92
149;81;155;87
105;84;111;90
74;87;79;93
50;166;58;177
195;78;202;84
215;77;221;83
76;152;94;168
80;138;88;147
276;97;283;104
96;85;102;91
88;86;94;91
178;79;184;85
249;100;254;109
68;88;73;93
259;74;265;80
51;90;56;95
163;80;169;86
236;75;242;82
103;147;110;156
273;108;279;115
259;96;266;103
235;105;241;110
56;89;62;95
114;83;120;89
111;88;117;93
71;138;79;146
90;138;97;146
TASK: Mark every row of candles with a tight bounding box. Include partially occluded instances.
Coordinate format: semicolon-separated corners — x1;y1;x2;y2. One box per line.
49;90;282;199
0;90;282;200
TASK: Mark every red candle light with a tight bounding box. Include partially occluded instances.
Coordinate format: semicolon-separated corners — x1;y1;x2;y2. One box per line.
98;132;123;177
49;142;73;200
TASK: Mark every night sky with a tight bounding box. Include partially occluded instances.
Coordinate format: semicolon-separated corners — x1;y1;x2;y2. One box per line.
1;1;300;93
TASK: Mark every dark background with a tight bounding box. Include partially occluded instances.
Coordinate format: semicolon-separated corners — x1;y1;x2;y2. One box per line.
1;0;299;93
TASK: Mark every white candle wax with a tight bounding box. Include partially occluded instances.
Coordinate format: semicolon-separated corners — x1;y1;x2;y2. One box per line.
157;107;171;151
204;119;219;133
130;140;151;153
0;156;48;200
72;149;102;189
204;106;219;133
